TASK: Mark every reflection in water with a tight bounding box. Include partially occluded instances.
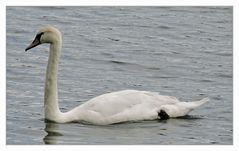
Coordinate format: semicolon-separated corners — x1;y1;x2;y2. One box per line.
175;115;205;120
42;116;202;144
43;122;63;144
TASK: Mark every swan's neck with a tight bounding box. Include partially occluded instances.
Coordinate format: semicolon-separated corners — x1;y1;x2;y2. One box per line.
44;41;62;121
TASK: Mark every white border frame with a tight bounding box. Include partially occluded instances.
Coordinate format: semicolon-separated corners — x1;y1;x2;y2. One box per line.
1;0;238;151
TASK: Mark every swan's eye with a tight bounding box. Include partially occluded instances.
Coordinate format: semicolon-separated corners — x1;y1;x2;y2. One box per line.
36;32;44;41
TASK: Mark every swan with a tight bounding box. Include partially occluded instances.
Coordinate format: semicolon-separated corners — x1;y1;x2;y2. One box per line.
25;26;209;125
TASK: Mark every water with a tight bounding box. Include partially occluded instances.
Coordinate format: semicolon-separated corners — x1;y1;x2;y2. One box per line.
6;7;233;145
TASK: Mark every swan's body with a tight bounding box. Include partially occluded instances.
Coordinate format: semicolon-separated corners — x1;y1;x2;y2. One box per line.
25;26;209;125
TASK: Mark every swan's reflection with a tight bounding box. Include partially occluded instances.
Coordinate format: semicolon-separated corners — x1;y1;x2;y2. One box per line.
43;121;63;144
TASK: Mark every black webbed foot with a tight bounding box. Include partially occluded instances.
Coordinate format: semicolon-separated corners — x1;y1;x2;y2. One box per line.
158;110;170;120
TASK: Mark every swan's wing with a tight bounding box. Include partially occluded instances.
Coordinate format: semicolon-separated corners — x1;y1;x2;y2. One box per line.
68;90;205;124
79;90;179;116
65;90;208;124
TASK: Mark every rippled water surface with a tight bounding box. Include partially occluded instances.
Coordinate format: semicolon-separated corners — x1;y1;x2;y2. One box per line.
6;7;232;145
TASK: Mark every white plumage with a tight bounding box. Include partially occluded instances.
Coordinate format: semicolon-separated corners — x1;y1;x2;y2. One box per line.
25;26;209;125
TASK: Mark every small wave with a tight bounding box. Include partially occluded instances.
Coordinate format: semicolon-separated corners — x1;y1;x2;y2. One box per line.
109;60;160;72
110;60;128;65
158;76;177;79
107;37;120;42
199;79;214;83
13;29;29;34
101;52;115;58
175;115;205;120
147;67;160;70
217;73;232;78
37;6;66;11
212;95;223;100
215;52;232;57
158;25;171;29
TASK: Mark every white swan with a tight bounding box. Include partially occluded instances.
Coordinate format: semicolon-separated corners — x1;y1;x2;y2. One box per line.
25;26;209;125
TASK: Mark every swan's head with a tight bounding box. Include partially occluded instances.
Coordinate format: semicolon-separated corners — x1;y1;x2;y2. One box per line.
25;26;62;51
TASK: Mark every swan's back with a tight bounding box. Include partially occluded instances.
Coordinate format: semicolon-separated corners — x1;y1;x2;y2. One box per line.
81;90;179;114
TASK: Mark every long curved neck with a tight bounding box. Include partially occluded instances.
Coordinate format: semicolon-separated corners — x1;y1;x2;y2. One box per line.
44;41;62;121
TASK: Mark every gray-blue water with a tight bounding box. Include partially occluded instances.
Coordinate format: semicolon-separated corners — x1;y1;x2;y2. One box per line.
6;7;232;145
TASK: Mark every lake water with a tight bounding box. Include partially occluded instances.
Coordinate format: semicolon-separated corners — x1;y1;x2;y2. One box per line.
6;6;233;145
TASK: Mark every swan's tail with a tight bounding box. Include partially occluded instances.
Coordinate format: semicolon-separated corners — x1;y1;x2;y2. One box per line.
159;97;210;118
181;97;210;109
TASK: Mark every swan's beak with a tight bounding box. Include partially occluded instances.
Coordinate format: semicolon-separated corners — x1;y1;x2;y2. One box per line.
25;37;41;51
